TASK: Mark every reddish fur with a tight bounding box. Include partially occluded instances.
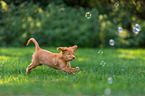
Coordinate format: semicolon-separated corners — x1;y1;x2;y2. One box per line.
26;38;40;50
26;38;79;74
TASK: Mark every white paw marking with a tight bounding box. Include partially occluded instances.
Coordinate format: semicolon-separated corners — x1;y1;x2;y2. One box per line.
76;67;79;71
26;68;28;73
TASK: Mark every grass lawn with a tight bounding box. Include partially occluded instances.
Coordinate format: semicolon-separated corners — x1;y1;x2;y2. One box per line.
0;47;145;95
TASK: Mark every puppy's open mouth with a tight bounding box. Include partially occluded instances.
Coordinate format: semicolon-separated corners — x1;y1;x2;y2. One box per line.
72;59;75;61
68;58;75;61
72;58;76;61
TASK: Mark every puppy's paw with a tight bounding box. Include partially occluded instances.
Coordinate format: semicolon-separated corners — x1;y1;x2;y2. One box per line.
26;68;29;74
76;67;79;72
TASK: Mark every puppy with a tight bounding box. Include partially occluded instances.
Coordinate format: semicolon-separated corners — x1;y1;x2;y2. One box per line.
26;38;79;74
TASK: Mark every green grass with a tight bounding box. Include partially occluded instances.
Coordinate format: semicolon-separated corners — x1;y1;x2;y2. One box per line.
0;47;145;95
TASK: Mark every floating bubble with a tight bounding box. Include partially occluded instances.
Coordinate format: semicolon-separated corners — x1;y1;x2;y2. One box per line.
118;27;123;33
85;12;91;19
135;24;141;31
133;24;141;34
100;61;106;67
98;50;103;55
109;39;115;46
108;77;113;84
104;88;111;95
133;27;139;34
114;2;119;7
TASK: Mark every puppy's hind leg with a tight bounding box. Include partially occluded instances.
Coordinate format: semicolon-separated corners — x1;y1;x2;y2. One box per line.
26;62;39;74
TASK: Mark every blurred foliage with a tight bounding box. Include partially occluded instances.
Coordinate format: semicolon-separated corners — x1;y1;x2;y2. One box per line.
0;0;145;48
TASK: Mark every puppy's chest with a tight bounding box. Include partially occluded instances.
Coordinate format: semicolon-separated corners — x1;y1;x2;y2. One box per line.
67;62;70;67
54;60;67;68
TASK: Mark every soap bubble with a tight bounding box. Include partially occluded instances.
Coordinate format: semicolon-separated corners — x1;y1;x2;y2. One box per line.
109;39;115;46
108;77;113;84
104;88;111;95
135;24;141;32
100;61;106;67
98;50;103;55
85;12;91;19
133;24;141;34
114;2;119;7
133;27;139;34
118;27;123;33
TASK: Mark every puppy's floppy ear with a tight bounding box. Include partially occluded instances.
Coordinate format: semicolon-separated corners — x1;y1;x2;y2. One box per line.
72;45;78;51
57;47;67;54
57;47;67;51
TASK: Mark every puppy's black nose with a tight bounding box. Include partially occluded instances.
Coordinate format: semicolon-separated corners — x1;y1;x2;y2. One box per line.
73;56;75;59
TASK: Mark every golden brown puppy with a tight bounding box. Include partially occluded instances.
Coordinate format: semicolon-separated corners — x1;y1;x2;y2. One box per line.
26;38;79;74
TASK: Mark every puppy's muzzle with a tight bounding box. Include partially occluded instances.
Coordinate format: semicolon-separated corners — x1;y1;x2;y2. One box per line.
73;56;76;60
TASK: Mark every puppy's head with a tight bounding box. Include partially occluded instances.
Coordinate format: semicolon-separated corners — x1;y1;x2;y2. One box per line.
57;45;78;61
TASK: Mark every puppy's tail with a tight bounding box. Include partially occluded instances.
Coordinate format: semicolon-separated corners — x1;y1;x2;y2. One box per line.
26;38;40;50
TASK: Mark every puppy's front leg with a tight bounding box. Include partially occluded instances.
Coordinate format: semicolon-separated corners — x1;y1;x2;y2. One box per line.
62;67;79;74
67;62;71;68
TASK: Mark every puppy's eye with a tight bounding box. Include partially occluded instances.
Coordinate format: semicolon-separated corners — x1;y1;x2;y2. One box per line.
68;53;70;55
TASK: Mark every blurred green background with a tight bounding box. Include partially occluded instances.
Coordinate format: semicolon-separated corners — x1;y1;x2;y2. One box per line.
0;0;145;48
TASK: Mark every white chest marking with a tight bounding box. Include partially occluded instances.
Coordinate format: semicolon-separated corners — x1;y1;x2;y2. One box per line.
67;62;70;67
